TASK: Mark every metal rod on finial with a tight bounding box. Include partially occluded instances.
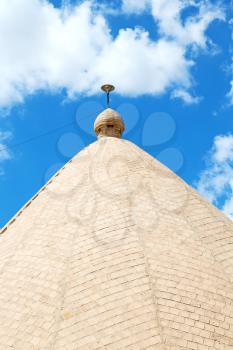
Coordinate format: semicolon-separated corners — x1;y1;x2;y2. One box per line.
101;84;115;108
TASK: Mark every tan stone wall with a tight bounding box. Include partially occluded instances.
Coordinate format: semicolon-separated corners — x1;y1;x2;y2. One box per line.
0;137;233;349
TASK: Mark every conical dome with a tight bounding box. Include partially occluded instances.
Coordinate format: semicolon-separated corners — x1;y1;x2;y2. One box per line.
0;112;233;349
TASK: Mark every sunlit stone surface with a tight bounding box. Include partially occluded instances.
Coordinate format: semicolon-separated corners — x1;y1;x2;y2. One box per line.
0;109;233;350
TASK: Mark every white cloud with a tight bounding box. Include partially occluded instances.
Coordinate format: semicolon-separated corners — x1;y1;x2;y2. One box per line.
196;134;233;220
0;131;12;161
122;0;224;47
227;81;233;105
0;131;12;175
213;135;233;162
171;89;201;104
0;0;224;108
91;30;192;96
150;0;224;47
122;0;150;14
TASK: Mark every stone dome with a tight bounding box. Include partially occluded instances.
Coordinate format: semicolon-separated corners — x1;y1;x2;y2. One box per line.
94;108;125;138
0;122;233;349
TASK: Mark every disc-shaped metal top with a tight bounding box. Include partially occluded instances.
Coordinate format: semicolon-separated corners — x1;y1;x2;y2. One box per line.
101;84;115;93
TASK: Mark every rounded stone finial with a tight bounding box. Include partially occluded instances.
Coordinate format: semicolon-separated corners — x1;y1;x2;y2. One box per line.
94;108;125;139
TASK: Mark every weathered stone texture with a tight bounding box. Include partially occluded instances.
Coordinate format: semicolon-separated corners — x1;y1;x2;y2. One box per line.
0;136;233;349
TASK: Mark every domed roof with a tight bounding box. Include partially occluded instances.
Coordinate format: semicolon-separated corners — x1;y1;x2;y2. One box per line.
94;108;125;138
0;135;233;349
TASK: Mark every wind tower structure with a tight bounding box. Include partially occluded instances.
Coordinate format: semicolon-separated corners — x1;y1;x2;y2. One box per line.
0;86;233;350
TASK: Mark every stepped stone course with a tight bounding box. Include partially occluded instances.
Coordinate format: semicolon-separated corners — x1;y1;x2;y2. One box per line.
0;109;233;350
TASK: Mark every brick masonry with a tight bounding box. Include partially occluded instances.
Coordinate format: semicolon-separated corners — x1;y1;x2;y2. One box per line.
0;136;233;350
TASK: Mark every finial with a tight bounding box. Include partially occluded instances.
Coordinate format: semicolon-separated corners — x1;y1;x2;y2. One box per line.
94;108;125;139
101;84;115;108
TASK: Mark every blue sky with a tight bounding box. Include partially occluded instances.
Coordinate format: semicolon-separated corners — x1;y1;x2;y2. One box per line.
0;0;232;226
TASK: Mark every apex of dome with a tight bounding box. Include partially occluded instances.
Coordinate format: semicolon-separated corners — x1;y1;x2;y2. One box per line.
94;108;125;138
